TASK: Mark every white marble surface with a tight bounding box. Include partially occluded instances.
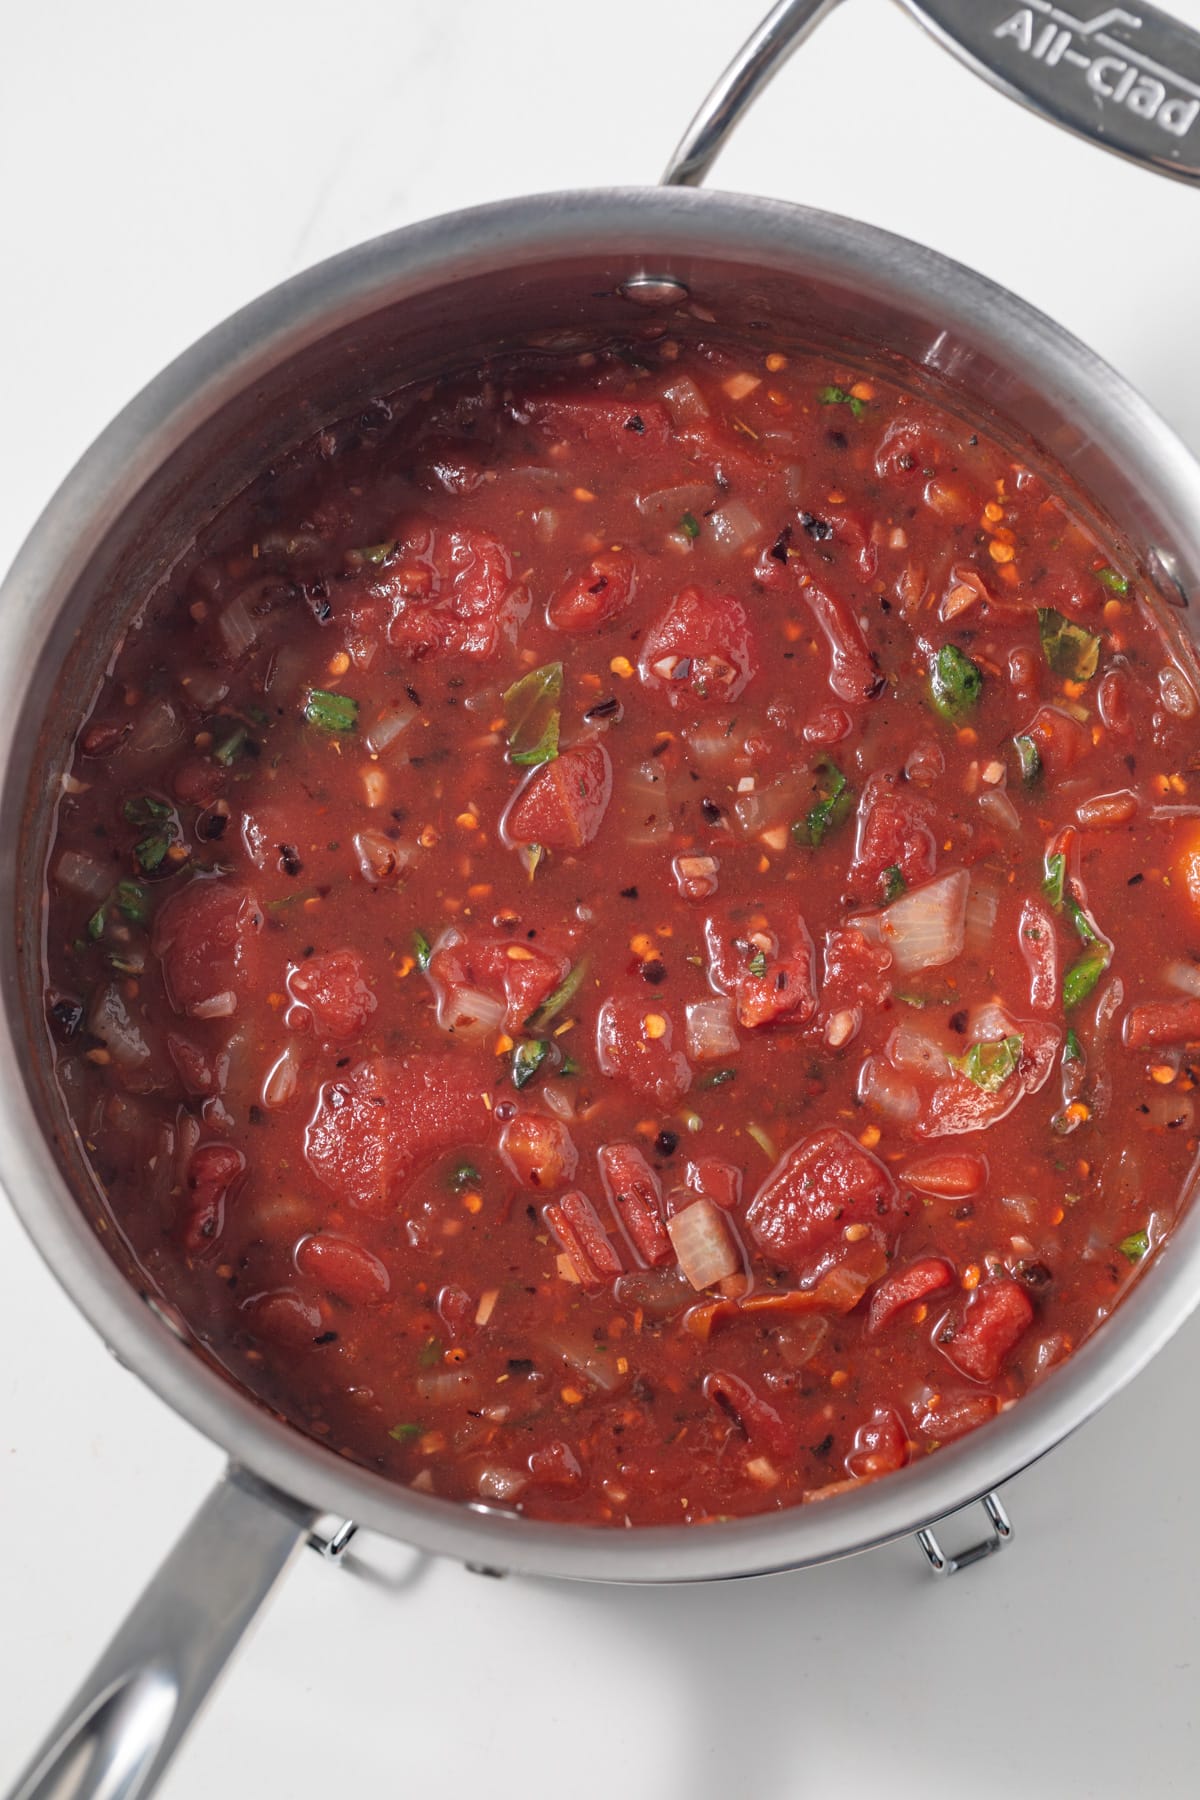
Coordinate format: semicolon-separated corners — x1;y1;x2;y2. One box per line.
3;2;1200;1794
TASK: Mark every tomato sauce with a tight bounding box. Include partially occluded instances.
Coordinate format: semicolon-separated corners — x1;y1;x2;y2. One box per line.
41;334;1200;1525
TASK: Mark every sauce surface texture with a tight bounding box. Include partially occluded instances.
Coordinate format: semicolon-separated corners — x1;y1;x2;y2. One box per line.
42;338;1200;1525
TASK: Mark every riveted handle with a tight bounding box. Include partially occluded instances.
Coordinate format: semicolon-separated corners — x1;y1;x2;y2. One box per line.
914;1489;1014;1577
662;0;1200;186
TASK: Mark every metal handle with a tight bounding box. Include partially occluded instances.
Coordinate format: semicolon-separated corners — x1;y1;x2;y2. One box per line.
662;0;1200;186
914;1489;1013;1577
6;1466;317;1800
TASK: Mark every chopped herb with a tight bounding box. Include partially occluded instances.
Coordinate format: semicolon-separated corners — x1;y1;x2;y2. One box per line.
681;510;701;540
86;903;106;941
134;832;174;873
1037;607;1102;681
449;1160;481;1192
882;865;906;903
518;842;545;881
1014;734;1041;785
122;795;170;827
702;1068;737;1088
213;725;249;765
412;929;433;971
1063;946;1111;1009
896;992;929;1008
1096;567;1129;595
819;384;867;420
358;540;398;567
388;1422;422;1441
114;880;148;925
794;758;854;848
557;1054;581;1077
305;689;359;733
1119;1229;1149;1262
949;1033;1024;1092
512;1038;551;1090
526;959;588;1031
503;662;563;767
747;949;768;978
1063;1028;1084;1064
1067;895;1099;946
418;1337;443;1368
928;643;983;722
1043;851;1066;910
745;1122;776;1159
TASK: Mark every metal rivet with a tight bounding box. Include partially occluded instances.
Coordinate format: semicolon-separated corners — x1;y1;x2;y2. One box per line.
618;275;690;307
1149;543;1191;609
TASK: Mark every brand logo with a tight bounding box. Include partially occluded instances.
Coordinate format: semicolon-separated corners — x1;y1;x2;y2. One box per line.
994;4;1200;137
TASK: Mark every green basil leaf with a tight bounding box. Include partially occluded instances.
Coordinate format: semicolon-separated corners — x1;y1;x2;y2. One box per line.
882;864;906;903
681;511;701;539
1063;1028;1084;1065
1119;1229;1149;1262
1037;607;1101;681
929;643;983;721
305;689;359;733
504;662;563;766
388;1422;423;1441
1063;946;1111;1009
747;949;767;978
526;958;589;1031
1042;851;1066;910
1014;734;1041;785
412;929;433;971
949;1034;1024;1093
1096;567;1129;595
512;1038;551;1090
794;758;854;848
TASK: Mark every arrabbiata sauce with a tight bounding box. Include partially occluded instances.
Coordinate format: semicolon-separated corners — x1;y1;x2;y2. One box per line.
42;335;1200;1524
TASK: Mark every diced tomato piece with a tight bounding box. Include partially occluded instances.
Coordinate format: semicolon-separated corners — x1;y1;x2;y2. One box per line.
346;523;524;660
242;1291;324;1349
914;1390;1000;1443
597;1142;672;1266
867;1257;955;1334
288;948;377;1041
820;927;893;1015
296;1233;391;1304
1124;997;1200;1049
527;1439;585;1491
523;392;672;453
938;1278;1035;1383
746;1128;899;1273
845;1408;909;1479
852;773;937;895
503;744;612;850
703;912;817;1030
427;929;568;1035
1019;898;1059;1014
918;1020;1059;1137
167;1033;218;1097
304;1055;491;1215
1021;705;1091;781
500;1111;578;1190
873;412;951;481
595;997;691;1108
547;551;638;634
638;587;755;705
703;1370;796;1458
799;578;884;705
181;1142;246;1255
899;1151;987;1198
544;1190;623;1289
685;1156;742;1211
152;879;263;1018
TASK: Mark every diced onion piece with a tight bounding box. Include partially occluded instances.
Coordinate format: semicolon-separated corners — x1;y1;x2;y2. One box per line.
1164;959;1200;998
659;377;709;424
181;665;231;710
192;991;237;1020
217;594;259;659
475;1465;529;1503
668;1197;740;1291
353;828;410;885
745;1456;779;1487
54;849;113;902
888;1021;951;1079
635;480;712;520
365;703;416;753
708;499;762;550
966;1000;1016;1042
857;1054;919;1123
1159;662;1197;718
88;985;151;1068
682;715;747;768
876;870;968;974
475;1288;500;1327
685;997;741;1063
130;696;183;754
436;985;506;1041
826;1008;861;1049
414;1369;481;1406
963;882;1000;959
261;1045;301;1111
978;788;1021;833
733;770;809;838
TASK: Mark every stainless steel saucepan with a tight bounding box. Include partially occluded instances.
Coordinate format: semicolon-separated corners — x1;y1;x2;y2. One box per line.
4;3;1200;1795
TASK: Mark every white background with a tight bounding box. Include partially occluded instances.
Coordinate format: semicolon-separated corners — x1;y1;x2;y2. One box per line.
3;2;1200;1794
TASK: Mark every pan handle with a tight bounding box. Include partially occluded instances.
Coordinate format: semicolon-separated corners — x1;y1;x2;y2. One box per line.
6;1465;317;1800
662;0;1200;187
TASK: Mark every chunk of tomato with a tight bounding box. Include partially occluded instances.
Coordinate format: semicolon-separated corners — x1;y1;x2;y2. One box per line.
899;1151;987;1198
547;551;638;634
427;928;568;1034
852;773;937;895
746;1127;899;1273
704;1370;796;1459
305;1055;491;1215
544;1190;624;1289
918;1020;1059;1137
152;879;263;1019
181;1142;246;1256
938;1278;1034;1383
820;927;893;1015
638;587;755;705
288;948;377;1041
597;1141;672;1266
703;912;816;1029
502;744;612;850
845;1407;909;1479
522;392;672;453
349;523;524;660
500;1111;578;1191
1018;898;1059;1015
295;1233;391;1304
595;997;691;1108
867;1257;955;1334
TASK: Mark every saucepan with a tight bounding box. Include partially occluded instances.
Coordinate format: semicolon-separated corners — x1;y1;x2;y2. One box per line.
4;2;1200;1795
